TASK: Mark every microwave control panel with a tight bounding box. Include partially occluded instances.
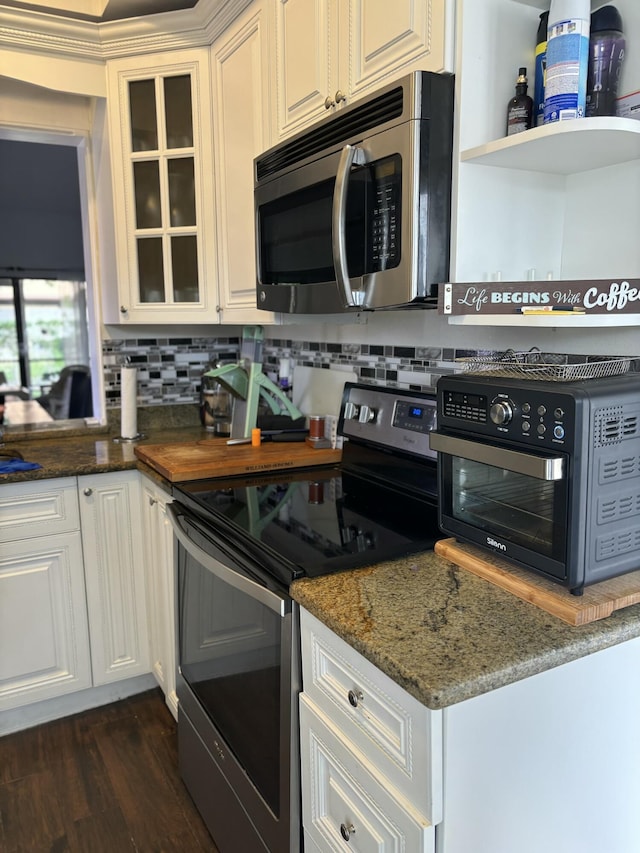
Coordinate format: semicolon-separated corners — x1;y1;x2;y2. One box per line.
438;381;578;451
368;155;401;272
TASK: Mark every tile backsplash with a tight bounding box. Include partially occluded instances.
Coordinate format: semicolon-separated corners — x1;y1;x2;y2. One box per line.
102;336;636;408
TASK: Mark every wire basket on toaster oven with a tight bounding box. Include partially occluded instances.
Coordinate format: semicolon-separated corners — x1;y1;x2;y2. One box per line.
455;350;634;382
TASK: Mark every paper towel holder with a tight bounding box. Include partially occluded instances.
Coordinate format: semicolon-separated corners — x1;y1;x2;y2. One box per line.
113;361;146;443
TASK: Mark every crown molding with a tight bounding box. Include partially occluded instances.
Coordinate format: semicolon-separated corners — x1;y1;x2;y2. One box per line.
0;0;252;62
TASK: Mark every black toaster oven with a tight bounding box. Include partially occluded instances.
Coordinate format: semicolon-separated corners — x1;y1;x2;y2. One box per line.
429;370;640;595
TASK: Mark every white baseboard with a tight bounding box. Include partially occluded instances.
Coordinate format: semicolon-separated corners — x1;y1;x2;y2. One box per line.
0;673;158;735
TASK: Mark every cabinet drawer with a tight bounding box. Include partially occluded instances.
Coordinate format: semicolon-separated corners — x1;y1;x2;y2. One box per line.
0;477;79;542
300;694;435;853
301;608;442;823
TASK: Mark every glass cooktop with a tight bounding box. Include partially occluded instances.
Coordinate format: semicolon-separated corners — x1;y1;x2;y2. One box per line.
173;462;441;582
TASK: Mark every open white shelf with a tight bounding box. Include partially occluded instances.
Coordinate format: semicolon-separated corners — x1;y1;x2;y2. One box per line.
461;117;640;174
447;313;640;327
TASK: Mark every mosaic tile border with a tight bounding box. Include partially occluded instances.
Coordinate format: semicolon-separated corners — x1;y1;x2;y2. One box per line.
103;337;638;407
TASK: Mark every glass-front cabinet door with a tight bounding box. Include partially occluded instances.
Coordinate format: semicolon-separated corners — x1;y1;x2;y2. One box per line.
106;50;218;323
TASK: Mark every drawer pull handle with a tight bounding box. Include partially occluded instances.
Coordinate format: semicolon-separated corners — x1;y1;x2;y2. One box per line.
348;689;363;708
340;823;356;842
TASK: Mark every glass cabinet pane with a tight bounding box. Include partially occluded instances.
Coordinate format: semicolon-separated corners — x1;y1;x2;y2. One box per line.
137;237;165;302
168;158;196;227
133;161;162;229
129;79;158;152
171;235;199;302
164;75;193;149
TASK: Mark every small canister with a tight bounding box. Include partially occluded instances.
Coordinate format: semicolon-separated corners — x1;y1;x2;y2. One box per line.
308;415;326;441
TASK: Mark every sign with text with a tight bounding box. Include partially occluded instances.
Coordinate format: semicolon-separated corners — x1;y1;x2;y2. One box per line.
439;280;640;316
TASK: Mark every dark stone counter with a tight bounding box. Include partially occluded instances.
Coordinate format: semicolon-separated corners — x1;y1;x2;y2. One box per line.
291;552;640;710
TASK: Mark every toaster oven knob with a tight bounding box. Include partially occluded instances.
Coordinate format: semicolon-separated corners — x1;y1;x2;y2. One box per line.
490;400;513;425
344;401;360;420
358;405;376;424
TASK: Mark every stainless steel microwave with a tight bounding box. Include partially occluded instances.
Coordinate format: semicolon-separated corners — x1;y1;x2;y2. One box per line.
253;71;454;314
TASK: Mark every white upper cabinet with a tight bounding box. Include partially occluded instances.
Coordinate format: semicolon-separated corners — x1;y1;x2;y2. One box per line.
272;0;453;140
211;0;276;324
449;0;640;325
105;49;219;324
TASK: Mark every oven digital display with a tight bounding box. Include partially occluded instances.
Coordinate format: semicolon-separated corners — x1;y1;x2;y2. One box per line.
443;390;488;423
393;400;436;433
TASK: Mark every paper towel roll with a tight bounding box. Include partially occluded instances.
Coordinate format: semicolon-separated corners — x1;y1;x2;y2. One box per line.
120;365;138;439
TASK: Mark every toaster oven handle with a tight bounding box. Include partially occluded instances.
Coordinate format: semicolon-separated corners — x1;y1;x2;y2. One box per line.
429;432;565;481
333;144;366;308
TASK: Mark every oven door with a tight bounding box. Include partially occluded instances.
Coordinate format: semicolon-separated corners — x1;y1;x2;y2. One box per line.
168;502;301;853
431;432;571;584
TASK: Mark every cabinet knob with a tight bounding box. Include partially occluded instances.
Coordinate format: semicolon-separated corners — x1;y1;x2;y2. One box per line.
324;94;335;110
348;689;363;708
334;89;346;105
83;488;93;497
149;497;157;506
340;823;356;842
120;305;128;314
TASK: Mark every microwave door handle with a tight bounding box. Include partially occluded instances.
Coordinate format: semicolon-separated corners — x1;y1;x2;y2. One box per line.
333;144;366;308
429;432;565;481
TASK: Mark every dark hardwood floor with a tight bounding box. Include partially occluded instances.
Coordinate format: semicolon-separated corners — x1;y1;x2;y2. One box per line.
0;689;219;853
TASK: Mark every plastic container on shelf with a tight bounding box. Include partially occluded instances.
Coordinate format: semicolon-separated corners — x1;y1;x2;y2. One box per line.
534;11;549;126
544;0;591;123
586;5;626;117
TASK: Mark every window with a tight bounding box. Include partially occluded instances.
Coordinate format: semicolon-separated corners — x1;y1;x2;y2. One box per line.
0;277;90;396
0;86;104;428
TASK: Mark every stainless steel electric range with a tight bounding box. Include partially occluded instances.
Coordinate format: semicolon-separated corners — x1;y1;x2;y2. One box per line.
167;382;441;853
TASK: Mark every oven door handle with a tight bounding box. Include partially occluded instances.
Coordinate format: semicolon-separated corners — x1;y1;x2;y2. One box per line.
429;432;565;481
333;143;366;309
167;504;286;616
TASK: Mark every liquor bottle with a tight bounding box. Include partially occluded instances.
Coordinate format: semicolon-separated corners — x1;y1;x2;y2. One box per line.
506;67;534;136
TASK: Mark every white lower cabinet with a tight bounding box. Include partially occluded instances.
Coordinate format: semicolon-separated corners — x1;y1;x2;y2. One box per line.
300;695;435;852
79;470;150;685
0;478;92;711
140;474;177;719
0;472;153;728
299;607;441;853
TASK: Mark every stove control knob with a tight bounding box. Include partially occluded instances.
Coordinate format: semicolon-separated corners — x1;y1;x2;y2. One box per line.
490;400;513;426
358;405;376;424
344;401;360;420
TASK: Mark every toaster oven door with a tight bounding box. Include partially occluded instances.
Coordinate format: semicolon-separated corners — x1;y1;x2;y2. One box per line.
434;432;571;583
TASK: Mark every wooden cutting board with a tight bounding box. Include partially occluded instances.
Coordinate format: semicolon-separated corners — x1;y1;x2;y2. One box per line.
135;438;342;482
435;538;640;626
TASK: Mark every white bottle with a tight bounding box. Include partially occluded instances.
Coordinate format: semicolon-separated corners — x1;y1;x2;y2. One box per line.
543;0;590;123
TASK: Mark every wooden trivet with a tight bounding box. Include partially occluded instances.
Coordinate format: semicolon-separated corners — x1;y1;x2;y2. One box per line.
434;538;640;626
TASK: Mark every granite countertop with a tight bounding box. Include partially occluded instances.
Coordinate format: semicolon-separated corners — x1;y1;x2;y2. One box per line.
7;411;640;718
0;406;209;484
291;551;640;711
